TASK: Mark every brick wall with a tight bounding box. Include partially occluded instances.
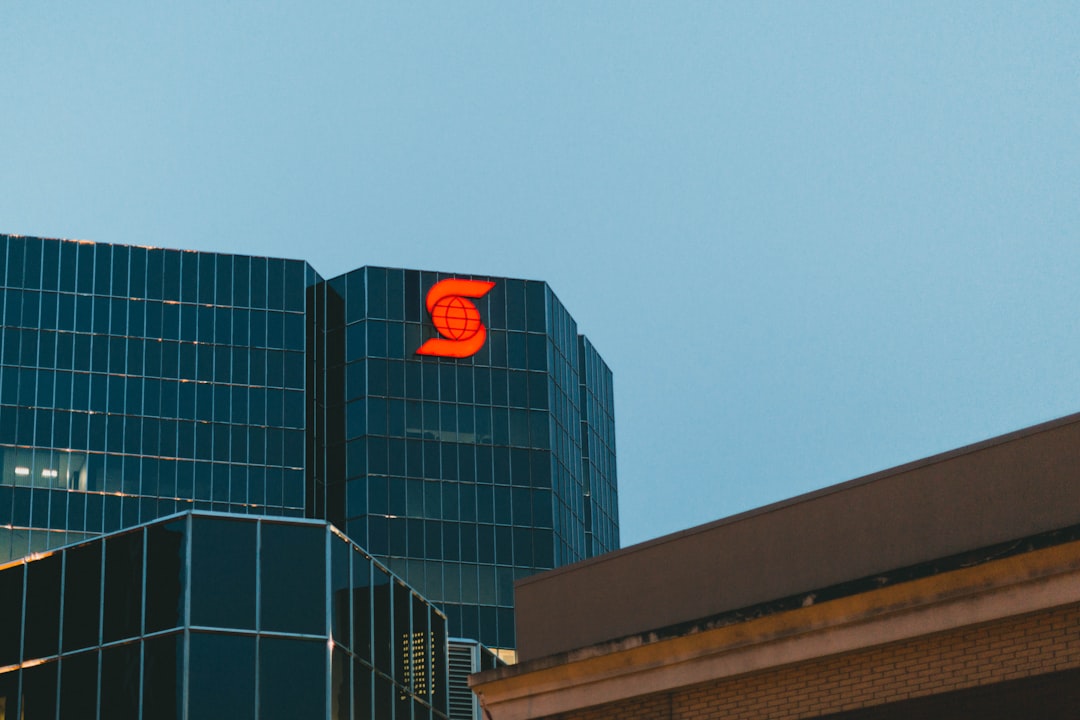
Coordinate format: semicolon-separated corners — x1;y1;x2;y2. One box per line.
546;601;1080;720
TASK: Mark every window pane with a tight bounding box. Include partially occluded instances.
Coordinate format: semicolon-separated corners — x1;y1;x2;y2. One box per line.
103;530;143;642
0;669;16;720
431;610;448;716
331;646;350;720
24;553;62;660
100;641;140;720
374;672;393;719
191;517;255;629
259;637;325;720
259;522;325;634
0;565;24;666
372;567;392;673
21;659;58;720
352;658;373;720
393;579;412;687
189;632;255;720
62;541;102;653
59;650;98;720
142;632;183;720
145;518;187;633
352;556;372;663
330;534;351;648
410;594;432;702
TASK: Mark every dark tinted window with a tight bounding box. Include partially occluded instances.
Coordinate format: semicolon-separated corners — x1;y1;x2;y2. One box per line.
23;553;62;660
259;637;325;720
143;632;182;720
62;541;102;652
59;650;98;720
100;641;140;720
260;522;324;634
21;659;58;720
103;530;143;642
352;557;372;663
330;534;351;648
332;646;350;720
374;672;394;719
411;594;432;702
188;632;255;720
393;579;412;686
431;610;448;715
145;519;187;633
0;669;16;720
191;517;255;629
0;565;24;666
372;567;392;672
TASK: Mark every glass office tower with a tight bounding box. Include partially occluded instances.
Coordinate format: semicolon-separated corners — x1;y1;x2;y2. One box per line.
0;234;619;660
0;235;312;561
314;268;619;654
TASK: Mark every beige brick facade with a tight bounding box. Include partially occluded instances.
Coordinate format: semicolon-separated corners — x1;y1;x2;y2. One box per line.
544;602;1080;720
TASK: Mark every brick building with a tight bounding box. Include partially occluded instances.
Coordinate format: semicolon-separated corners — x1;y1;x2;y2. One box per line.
471;413;1080;719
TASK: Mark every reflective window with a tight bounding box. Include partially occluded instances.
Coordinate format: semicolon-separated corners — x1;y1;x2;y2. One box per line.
145;518;187;633
143;632;183;720
352;557;373;663
23;552;62;660
100;641;140;720
331;646;350;720
410;593;432;702
21;659;58;720
393;579;412;686
351;658;373;719
260;521;324;634
0;670;15;717
192;517;255;629
0;565;23;666
374;672;394;719
259;636;325;720
103;530;143;642
59;650;98;720
189;632;255;720
331;534;351;648
62;541;102;652
372;566;392;672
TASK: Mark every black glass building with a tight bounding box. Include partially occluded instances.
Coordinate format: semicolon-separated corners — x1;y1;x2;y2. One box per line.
311;268;619;654
0;233;619;661
0;511;447;719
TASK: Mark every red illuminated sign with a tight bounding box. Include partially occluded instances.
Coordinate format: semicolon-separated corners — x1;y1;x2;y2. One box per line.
415;278;496;358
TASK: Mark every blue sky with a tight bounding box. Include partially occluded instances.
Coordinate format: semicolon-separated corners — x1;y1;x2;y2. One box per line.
2;2;1077;546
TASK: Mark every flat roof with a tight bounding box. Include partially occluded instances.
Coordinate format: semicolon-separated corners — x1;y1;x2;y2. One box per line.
515;412;1080;661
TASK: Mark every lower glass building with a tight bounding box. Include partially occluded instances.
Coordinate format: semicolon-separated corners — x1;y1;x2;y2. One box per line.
0;511;448;719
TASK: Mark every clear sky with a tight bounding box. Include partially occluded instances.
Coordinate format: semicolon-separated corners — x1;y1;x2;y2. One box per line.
2;2;1077;547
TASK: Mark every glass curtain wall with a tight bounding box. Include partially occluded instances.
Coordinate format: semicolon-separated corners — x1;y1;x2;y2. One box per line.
0;511;448;720
0;233;619;659
578;337;619;557
318;267;619;653
0;235;313;561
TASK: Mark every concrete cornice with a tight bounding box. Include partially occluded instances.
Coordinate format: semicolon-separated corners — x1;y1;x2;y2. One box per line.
471;540;1080;720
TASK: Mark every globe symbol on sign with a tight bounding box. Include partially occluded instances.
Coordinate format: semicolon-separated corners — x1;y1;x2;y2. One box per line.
431;295;482;341
416;278;495;358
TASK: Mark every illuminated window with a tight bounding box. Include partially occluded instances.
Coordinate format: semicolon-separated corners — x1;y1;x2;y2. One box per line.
401;630;435;699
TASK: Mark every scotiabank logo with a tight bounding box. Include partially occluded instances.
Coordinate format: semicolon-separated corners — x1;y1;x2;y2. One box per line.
416;279;496;358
